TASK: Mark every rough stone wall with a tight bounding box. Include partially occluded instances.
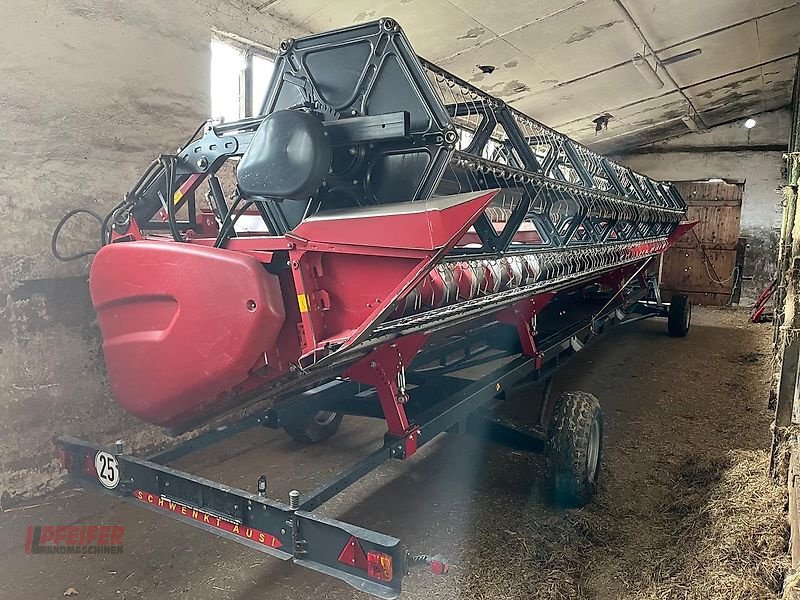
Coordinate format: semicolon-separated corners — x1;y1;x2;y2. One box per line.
0;0;305;506
612;110;789;304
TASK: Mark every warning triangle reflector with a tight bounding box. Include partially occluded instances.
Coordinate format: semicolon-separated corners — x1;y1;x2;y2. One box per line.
338;536;369;570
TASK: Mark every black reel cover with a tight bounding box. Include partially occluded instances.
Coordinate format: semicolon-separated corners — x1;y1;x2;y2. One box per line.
237;109;332;200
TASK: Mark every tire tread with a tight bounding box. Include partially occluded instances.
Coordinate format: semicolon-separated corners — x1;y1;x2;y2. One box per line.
284;412;343;444
668;294;691;337
548;391;602;507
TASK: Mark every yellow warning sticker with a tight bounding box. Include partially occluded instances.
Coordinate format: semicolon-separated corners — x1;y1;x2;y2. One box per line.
297;294;309;313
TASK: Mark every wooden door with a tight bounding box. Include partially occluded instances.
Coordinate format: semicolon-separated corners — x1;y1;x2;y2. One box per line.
660;181;743;306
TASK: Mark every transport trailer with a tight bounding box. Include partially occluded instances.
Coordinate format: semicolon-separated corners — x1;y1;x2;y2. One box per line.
58;270;690;598
55;17;695;599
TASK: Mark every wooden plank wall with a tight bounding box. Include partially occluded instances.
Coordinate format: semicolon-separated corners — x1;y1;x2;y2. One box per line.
661;181;743;306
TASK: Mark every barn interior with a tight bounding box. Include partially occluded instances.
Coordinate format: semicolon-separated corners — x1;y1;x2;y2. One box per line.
1;1;799;598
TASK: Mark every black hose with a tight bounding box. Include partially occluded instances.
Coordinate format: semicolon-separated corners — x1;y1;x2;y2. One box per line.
100;194;135;246
58;122;208;255
160;155;185;243
51;208;104;261
181;121;207;149
97;157;161;246
129;158;161;200
144;154;184;243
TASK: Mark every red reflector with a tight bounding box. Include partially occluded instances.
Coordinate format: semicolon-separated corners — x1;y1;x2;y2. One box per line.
338;536;369;570
430;557;449;575
367;550;393;582
84;453;97;476
58;447;72;471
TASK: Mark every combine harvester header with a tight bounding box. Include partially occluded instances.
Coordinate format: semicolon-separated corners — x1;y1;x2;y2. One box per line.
88;17;688;432
58;18;693;598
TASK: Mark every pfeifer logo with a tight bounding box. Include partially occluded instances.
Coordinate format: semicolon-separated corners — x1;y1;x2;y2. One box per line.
25;525;124;555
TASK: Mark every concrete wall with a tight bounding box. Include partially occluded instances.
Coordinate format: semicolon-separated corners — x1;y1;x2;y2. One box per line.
0;0;304;506
612;108;790;303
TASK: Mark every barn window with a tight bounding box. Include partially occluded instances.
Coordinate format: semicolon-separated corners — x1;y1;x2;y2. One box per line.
210;37;275;123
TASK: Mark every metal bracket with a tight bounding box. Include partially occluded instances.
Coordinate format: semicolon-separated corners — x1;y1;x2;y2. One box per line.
496;294;555;362
178;123;239;174
344;335;427;443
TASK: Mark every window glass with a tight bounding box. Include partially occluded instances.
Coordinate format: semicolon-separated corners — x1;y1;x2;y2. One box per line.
252;54;275;115
210;39;245;122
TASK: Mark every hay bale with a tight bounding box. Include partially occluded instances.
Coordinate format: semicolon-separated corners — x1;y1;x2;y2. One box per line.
634;449;789;600
404;449;788;600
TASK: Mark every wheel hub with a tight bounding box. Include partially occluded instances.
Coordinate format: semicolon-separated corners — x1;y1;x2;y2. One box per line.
313;410;338;426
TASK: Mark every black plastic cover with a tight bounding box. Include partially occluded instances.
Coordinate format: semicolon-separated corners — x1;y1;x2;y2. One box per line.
237;110;332;200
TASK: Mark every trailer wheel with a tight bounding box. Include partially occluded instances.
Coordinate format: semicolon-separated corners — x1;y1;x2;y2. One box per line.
548;391;603;507
284;411;343;444
667;294;691;337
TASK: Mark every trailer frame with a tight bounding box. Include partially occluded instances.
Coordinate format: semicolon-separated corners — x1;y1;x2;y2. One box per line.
57;273;679;599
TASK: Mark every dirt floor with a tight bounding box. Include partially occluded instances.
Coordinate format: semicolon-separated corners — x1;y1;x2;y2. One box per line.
0;307;789;600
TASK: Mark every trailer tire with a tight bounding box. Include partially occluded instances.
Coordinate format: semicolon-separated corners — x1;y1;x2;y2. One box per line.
284;411;343;444
667;294;691;337
548;391;603;507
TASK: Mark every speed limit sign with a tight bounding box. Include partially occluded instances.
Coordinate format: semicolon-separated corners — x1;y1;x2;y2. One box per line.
94;451;120;489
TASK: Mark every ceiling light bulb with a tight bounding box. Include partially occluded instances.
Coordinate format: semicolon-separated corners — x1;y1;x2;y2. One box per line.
744;118;756;129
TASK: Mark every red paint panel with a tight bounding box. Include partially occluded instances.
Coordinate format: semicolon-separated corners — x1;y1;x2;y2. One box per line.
292;190;497;250
302;252;422;343
288;191;497;358
90;241;285;428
